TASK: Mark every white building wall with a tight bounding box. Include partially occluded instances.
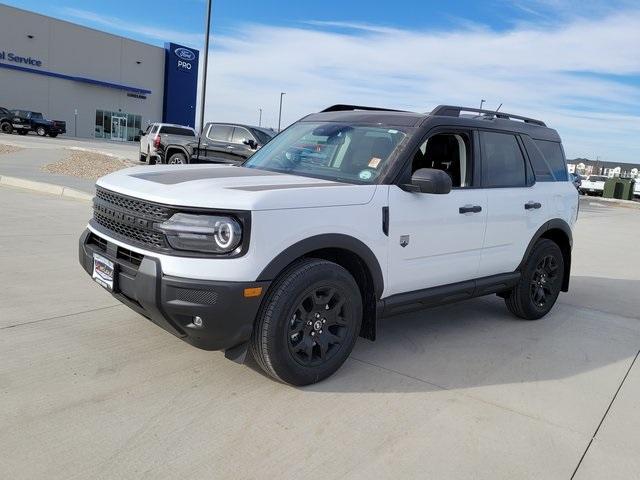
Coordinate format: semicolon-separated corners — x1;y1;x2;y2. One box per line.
0;4;165;139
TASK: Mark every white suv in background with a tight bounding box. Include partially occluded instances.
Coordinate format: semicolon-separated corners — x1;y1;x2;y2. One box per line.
139;123;196;164
80;104;578;386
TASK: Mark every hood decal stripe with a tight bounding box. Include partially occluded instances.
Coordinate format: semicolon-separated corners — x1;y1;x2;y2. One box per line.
131;167;280;185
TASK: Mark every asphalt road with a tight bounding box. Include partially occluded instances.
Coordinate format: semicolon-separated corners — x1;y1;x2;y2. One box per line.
1;187;639;480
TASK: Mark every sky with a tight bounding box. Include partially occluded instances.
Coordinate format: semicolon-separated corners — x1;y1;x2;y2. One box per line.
5;0;640;163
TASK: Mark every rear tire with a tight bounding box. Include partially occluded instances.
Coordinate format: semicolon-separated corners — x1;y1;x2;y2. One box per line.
504;239;564;320
167;152;187;165
36;126;47;137
0;122;12;134
250;258;362;386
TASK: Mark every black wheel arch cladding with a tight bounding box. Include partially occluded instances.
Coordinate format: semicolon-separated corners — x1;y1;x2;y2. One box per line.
257;234;384;298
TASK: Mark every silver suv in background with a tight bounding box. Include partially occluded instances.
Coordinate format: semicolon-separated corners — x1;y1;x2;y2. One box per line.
139;123;196;164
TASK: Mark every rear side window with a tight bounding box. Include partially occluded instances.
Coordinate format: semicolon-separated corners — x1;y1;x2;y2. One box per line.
480;131;526;187
160;126;195;136
522;136;554;182
534;140;568;181
207;125;233;142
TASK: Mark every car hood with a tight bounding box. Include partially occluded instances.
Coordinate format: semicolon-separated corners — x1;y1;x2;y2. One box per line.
96;164;377;211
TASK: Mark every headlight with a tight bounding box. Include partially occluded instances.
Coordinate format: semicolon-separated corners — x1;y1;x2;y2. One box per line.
158;213;242;254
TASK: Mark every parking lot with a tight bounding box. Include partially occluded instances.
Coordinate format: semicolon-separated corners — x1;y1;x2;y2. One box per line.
0;186;639;479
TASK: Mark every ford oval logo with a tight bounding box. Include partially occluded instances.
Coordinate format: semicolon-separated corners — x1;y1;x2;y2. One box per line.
175;48;195;61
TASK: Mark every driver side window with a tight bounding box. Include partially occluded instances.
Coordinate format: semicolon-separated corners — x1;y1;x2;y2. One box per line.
411;132;472;188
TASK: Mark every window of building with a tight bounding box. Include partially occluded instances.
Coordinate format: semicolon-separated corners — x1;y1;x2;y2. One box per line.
94;110;142;141
480;131;526;188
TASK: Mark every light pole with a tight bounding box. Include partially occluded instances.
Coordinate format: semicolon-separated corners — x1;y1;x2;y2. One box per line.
258;108;262;127
198;0;213;134
479;99;485;110
278;92;286;132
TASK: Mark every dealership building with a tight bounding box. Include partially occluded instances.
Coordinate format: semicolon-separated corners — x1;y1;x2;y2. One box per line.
0;4;199;141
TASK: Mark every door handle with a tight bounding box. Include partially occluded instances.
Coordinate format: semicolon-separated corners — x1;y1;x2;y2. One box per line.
525;202;542;210
459;205;482;214
226;145;234;149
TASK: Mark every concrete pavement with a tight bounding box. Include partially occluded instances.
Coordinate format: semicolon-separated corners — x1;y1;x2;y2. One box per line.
0;132;139;160
0;186;638;479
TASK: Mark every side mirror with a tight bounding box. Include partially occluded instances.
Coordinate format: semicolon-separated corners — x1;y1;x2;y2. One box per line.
138;129;144;136
243;139;258;149
405;168;452;194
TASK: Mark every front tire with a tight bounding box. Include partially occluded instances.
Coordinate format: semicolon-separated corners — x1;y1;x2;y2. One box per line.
0;122;12;134
504;239;564;320
167;152;187;165
36;126;47;136
251;258;363;386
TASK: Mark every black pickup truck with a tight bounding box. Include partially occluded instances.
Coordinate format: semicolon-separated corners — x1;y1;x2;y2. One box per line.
8;110;66;137
156;122;275;164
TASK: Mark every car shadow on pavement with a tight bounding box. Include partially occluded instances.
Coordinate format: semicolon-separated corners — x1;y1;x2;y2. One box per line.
245;276;640;393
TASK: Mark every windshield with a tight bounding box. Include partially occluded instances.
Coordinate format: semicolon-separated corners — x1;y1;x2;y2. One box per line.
243;122;408;184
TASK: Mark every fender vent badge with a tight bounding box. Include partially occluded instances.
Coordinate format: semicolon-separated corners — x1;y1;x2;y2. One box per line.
400;235;410;248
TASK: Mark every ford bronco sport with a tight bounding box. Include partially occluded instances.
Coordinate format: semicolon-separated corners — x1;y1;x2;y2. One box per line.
79;104;578;386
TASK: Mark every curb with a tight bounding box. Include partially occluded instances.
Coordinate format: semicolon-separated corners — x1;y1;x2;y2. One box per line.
0;175;92;202
583;196;640;209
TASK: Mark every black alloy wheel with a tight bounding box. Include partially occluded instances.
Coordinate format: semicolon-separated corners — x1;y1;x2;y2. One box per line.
287;286;350;367
529;254;561;309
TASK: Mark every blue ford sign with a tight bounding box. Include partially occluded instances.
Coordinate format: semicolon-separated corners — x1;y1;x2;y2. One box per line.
174;48;196;61
163;42;199;127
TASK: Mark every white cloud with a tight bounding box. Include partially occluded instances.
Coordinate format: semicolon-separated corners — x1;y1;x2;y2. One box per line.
63;8;202;48
203;11;640;163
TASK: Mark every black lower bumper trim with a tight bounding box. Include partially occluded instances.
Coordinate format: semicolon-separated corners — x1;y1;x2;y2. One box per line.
79;229;270;351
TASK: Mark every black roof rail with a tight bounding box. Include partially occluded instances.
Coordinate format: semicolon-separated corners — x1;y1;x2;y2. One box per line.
321;104;407;113
430;105;546;127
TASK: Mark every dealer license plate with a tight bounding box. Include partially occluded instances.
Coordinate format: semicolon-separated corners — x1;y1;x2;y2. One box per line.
92;253;115;291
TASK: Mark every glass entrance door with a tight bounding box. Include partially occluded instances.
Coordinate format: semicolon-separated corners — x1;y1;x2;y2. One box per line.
111;116;127;141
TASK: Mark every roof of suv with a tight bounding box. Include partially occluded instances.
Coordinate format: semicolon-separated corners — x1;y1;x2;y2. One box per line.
303;104;560;141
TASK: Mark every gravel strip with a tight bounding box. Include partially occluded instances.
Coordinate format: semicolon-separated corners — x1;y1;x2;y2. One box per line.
42;150;137;180
0;143;23;155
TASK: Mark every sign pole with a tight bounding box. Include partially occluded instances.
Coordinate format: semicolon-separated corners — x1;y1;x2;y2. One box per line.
198;0;213;134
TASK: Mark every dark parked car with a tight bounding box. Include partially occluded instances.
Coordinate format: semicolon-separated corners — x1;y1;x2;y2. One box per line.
9;110;66;137
156;122;275;164
0;107;14;134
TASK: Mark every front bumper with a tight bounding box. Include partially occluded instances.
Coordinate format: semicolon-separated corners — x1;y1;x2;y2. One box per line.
79;229;270;351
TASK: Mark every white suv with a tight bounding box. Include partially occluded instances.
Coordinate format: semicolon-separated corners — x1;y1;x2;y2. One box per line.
139;123;196;164
80;105;578;385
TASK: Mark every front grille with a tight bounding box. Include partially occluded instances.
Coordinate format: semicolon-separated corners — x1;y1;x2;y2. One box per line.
95;188;173;221
94;211;166;248
92;187;173;250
